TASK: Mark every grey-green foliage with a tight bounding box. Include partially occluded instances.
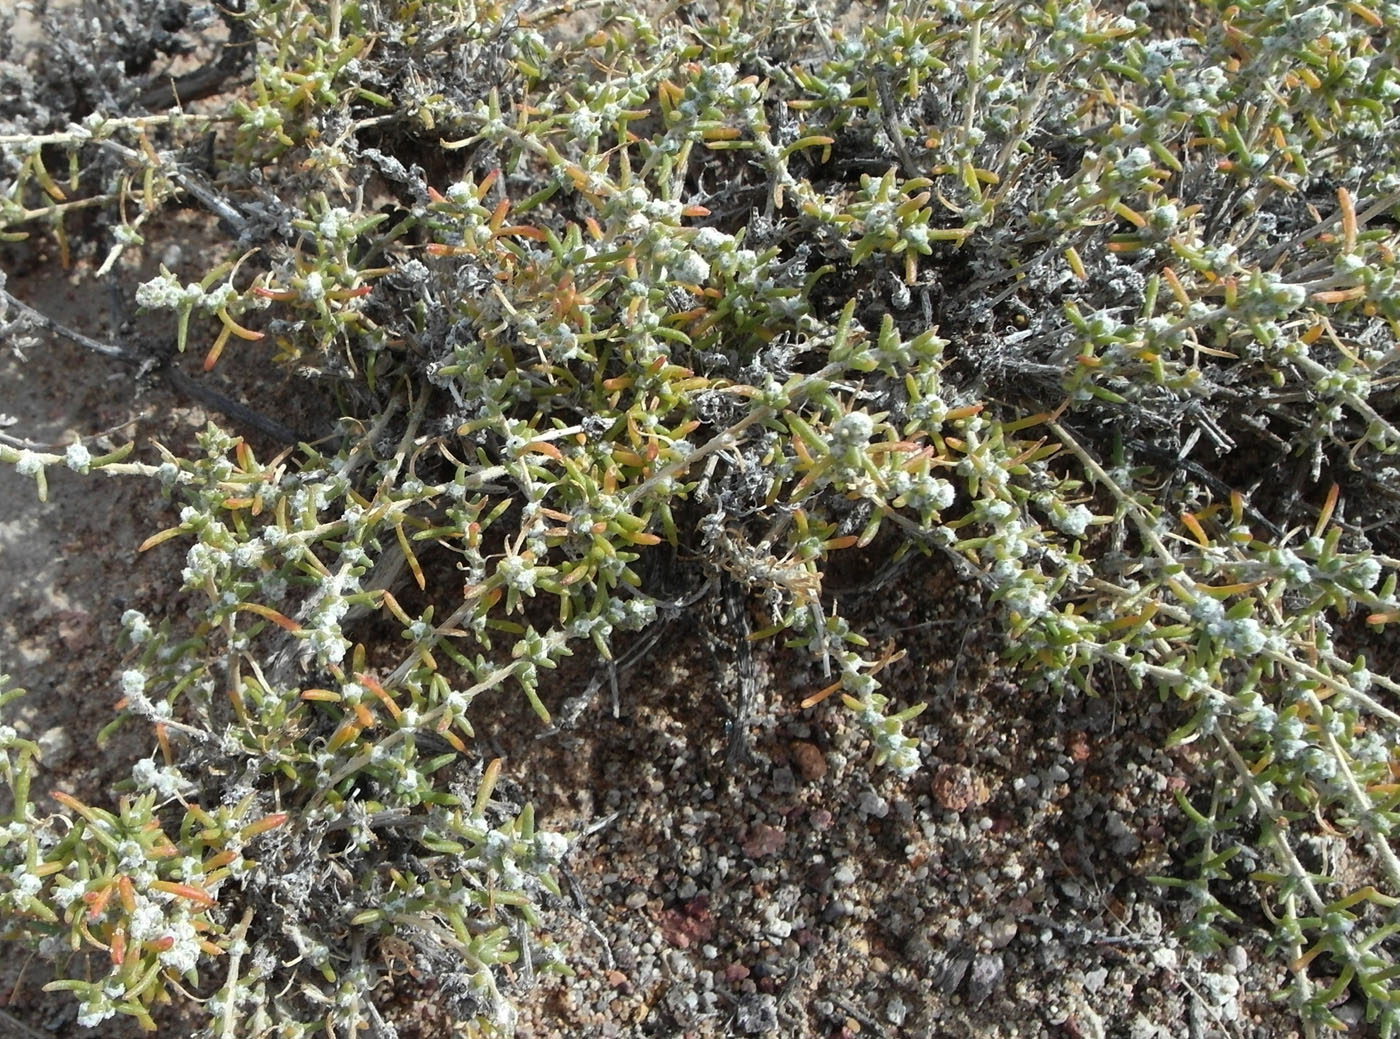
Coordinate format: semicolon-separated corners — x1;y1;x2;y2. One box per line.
1;0;1400;1034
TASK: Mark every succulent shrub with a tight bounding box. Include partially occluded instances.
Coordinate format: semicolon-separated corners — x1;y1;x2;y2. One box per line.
2;0;1400;1035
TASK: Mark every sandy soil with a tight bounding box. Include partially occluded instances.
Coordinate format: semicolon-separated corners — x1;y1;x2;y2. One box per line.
0;3;1374;1038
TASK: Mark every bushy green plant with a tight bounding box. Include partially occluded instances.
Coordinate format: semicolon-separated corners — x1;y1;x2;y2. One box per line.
2;0;1399;1034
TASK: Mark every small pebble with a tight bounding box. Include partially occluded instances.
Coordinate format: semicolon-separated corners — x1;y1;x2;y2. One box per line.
790;740;828;781
966;953;1005;1005
932;764;990;812
885;996;907;1025
857;790;889;817
735;993;778;1034
742;823;786;858
984;915;1018;949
